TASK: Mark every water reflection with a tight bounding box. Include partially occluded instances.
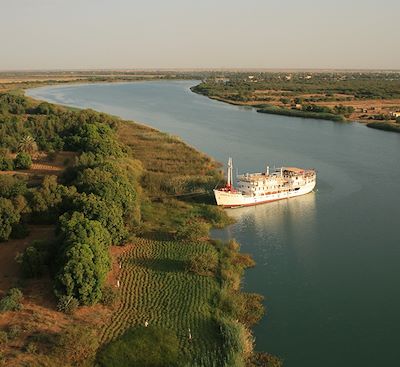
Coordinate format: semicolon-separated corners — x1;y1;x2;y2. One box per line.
212;192;317;266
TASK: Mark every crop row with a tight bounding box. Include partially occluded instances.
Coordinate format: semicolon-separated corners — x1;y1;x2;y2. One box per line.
100;239;223;364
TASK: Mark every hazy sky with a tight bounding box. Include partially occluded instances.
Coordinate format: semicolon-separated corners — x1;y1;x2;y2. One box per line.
2;0;399;70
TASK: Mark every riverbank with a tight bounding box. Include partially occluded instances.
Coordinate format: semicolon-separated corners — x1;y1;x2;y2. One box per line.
191;74;400;133
0;85;278;366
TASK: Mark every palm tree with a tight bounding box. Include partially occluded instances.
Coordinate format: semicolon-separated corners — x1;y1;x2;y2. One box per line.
18;135;38;154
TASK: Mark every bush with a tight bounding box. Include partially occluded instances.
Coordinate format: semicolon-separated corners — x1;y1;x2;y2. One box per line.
54;325;99;365
57;295;79;315
0;175;27;199
25;341;38;354
97;326;180;367
175;219;210;241
195;204;233;228
7;324;21;339
216;316;253;367
0;288;23;312
19;241;50;278
11;222;30;239
0;198;20;241
188;251;218;276
100;285;119;306
0;155;14;171
0;331;8;345
14;152;32;170
249;352;284;367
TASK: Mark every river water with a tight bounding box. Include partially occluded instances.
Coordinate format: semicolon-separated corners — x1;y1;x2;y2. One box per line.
27;81;400;367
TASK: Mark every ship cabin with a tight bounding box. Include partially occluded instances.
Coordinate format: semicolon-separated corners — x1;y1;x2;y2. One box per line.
236;167;315;196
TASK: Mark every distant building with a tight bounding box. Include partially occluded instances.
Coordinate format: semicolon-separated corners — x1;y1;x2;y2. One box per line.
390;111;400;118
215;77;230;83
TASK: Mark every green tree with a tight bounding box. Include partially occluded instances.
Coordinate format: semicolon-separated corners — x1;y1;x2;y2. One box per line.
71;193;128;244
19;240;50;278
29;175;76;223
76;164;140;227
0;198;20;241
18;135;38;154
14;152;32;169
35;102;55;115
55;212;111;305
0;154;14;171
65;122;123;157
0;175;27;198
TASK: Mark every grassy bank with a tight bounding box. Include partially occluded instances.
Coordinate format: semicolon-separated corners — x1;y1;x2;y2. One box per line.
256;105;345;122
366;121;400;133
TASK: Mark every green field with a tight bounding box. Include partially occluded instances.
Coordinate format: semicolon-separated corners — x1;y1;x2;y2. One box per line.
100;238;223;366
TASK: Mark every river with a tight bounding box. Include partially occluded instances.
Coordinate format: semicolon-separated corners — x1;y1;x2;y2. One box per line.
27;80;400;367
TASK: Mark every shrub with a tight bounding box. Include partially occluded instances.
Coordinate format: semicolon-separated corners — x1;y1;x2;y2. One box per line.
57;295;79;315
195;204;233;228
14;152;32;170
0;198;20;241
25;341;38;354
187;251;218;276
97;326;180;367
19;241;50;278
7;324;21;339
35;102;55;115
175;219;210;241
0;288;23;312
54;325;99;365
249;352;284;367
216;316;253;367
0;175;27;198
11;222;30;239
0;155;14;171
100;285;119;306
0;331;8;345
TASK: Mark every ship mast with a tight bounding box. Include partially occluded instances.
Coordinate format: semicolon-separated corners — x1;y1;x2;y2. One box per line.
226;157;233;191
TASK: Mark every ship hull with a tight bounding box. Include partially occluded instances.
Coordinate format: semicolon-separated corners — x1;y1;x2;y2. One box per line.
214;181;316;208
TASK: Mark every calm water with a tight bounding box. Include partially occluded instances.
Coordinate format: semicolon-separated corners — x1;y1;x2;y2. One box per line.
27;81;400;367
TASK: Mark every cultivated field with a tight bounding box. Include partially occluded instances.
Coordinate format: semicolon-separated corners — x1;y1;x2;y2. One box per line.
100;238;223;366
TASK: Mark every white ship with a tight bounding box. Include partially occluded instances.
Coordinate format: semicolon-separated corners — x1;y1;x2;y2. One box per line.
214;158;316;208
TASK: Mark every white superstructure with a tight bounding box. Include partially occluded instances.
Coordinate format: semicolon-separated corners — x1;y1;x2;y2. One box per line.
214;158;316;208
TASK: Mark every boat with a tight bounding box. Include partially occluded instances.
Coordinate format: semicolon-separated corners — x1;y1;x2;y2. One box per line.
214;157;316;208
